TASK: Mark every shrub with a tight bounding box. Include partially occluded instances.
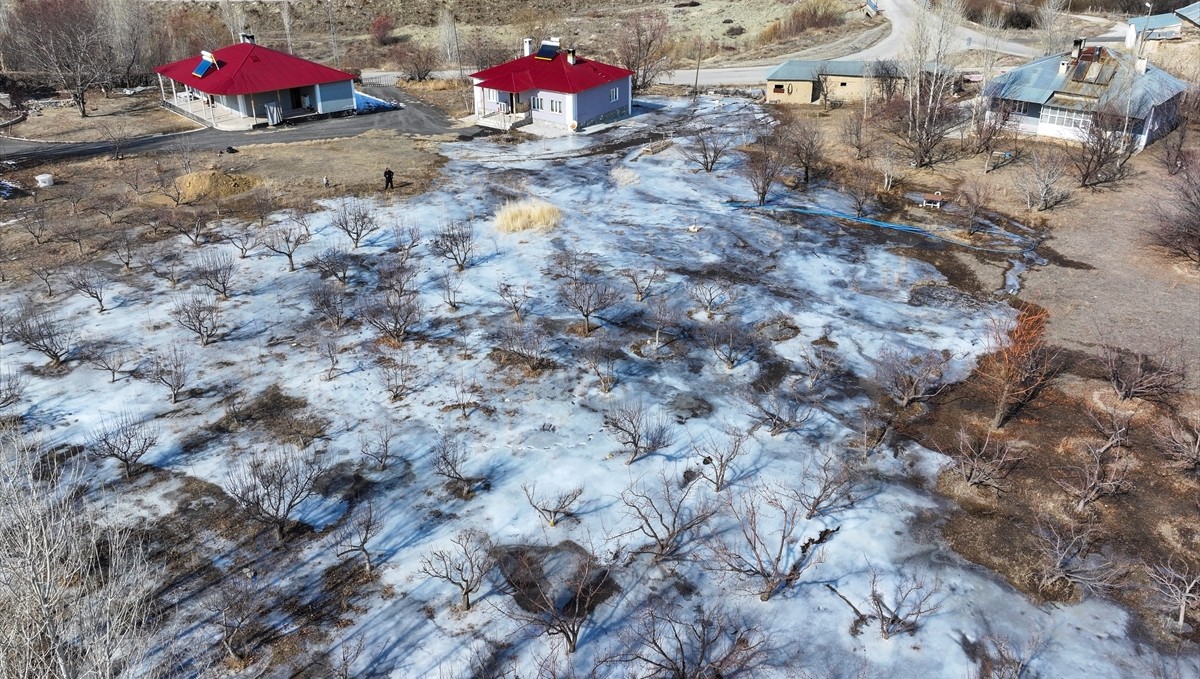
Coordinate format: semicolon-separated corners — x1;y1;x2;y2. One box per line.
369;15;395;46
757;0;844;44
494;199;562;233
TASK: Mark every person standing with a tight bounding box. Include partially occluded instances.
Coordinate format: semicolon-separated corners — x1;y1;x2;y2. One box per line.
383;168;394;190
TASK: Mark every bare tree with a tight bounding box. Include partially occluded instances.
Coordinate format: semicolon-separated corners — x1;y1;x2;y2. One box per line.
582;341;618;393
29;262;59;298
867;568;945;639
1147;168;1200;267
426;220;479;272
439;267;464;311
331;199;380;248
708;484;834;601
6;0;111;117
740;125;788;206
62;264;113;313
692;424;750;493
147;344;193;403
494;543;611;654
797;454;856;520
1146;555;1200;631
873;347;952;407
87;411;159;479
1154;416;1200;475
226;445;328;541
1033;518;1123;598
968;632;1046;679
377;348;420;402
523;484;584;527
615;10;674;91
619;468;717;563
391;40;442;81
840;109;870;160
361;289;422;342
334;499;382;574
1101;343;1185;402
646;295;684;352
222;221;260;258
11;308;76;366
947;427;1024;492
688;281;737;318
203;575;259;662
83;342;130;382
308;246;354;284
432;431;476;498
159;206;214;245
1015;146;1071;211
980;307;1057;429
1056;439;1132;513
784;115;826;185
308;280;351;330
0;369;27;411
497;282;532;322
680;125;738;172
702;319;755;370
191;250;236;299
1069;112;1133;188
419;529;494;610
896;0;966;166
262;222;311;272
872;141;904;191
557;275;621;334
741;381;815;437
620;265;665;303
496;321;552;372
358;422;397;471
605;401;676;465
319;335;341;380
614;602;767;678
170;292;222;345
1035;0;1070;56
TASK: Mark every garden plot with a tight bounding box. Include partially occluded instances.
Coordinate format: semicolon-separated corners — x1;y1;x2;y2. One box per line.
0;97;1187;678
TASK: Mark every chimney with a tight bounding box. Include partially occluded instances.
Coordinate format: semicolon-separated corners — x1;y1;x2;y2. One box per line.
1071;37;1084;58
1059;59;1070;74
523;38;533;57
240;32;255;45
567;48;576;65
1136;57;1148;74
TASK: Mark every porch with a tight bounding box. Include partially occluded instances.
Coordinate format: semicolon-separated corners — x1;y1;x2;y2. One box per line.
474;110;532;131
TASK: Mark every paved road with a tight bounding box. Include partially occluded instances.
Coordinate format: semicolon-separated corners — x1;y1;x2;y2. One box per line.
0;86;463;167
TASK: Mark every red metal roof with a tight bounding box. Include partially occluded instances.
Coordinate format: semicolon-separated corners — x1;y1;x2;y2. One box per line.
155;43;355;96
470;51;633;95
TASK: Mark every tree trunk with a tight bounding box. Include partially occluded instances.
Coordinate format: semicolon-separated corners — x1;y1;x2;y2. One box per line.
274;521;286;542
460;590;470;611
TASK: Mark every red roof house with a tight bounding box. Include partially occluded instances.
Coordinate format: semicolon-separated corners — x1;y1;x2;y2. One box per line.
469;40;634;132
154;36;357;129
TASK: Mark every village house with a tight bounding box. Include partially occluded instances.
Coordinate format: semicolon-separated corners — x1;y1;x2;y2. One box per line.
1176;1;1200;31
155;34;357;131
983;39;1187;152
763;60;918;106
468;39;633;132
1124;13;1184;50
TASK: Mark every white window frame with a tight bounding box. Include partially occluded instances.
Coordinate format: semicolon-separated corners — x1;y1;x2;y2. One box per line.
531;97;543;111
609;86;619;102
1013;100;1028;115
486;89;498;102
550;99;562;114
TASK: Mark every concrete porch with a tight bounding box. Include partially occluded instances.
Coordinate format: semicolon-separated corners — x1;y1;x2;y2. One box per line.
473;110;531;131
161;93;256;131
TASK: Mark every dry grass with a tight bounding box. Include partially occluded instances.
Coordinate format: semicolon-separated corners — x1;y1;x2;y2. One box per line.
494;198;561;233
756;0;846;45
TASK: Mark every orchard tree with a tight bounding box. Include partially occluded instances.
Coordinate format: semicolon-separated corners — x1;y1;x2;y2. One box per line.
7;0;111;117
616;10;675;91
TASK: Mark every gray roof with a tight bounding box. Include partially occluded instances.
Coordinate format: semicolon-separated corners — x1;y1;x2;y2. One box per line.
985;47;1187;120
1176;1;1200;27
765;60;899;82
1127;13;1182;31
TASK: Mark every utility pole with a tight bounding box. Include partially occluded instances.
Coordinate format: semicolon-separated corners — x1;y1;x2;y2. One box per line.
326;0;341;69
692;36;702;102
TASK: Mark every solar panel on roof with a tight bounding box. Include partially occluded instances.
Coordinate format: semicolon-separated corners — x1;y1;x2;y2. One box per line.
534;43;559;60
192;59;214;78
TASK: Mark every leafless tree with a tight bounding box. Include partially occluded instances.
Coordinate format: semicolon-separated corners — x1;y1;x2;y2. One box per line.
1153;416;1200;475
873;347;952;407
432;431;477;498
619;468;717;563
980;308;1058;429
331;199;380;248
741;380;816;437
867;568;945;639
646;295;684;352
51;218;94;255
740;125;788;206
170;292;223;345
872;141;905;192
708;484;834;601
11;308;76;366
140;250;184;287
62;264;113;313
147;343;193;403
613;602;767;678
308;246;353;284
680;125;738;172
262;222;311;272
333;499;382;574
495;543;612;654
29;262;58;298
688;281;737;317
361;289;422;342
497;282;532;322
546;248;592;283
308;280;351;330
620;265;665;303
419;529;494;610
430;221;477;271
496;321;552;372
797;345;845;393
1146;555;1200;631
948;427;1024;492
203;574;259;662
1015;146;1071;211
1033;518;1123;598
226;445;328;541
582;341;619;393
87;410;159;479
0;369;27;411
222;221;260;258
615;10;674;91
20;206;51;245
842;171;876;217
783;115;826;185
1069;113;1133;188
191;249;237;299
159;206;214;245
358;422;397;471
439;267;464;311
1056;439;1132;513
605;401;676;465
956;177;995;235
523;484;584;528
797;454;856;520
378;348;420;401
840;110;871;161
6;0;111;117
1035;0;1070;55
692;424;750;493
1156;125;1193;176
968;632;1045;679
391;40;442;81
1147;168;1200;267
557;275;621;334
319;335;341;380
895;0;966;167
1101;343;1185;402
702;319;755;370
83;342;130;382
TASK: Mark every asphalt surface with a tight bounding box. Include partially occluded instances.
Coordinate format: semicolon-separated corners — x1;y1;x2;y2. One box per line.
0;85;467;168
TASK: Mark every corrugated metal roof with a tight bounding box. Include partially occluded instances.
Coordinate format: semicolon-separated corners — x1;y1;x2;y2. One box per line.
1127;13;1183;31
1176;1;1200;26
155;43;354;96
766;60;887;81
985;46;1187;119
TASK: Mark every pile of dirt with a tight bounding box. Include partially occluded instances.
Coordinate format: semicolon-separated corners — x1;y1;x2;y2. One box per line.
175;170;263;203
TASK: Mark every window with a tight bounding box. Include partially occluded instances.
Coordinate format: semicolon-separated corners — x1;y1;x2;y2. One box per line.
1013;100;1028;115
773;84;785;93
531;97;543;111
486;89;498;102
1040;105;1091;130
550;100;563;114
610;87;619;101
839;82;848;87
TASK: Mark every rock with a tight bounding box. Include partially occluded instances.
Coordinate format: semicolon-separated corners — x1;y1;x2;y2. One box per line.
668;393;713;423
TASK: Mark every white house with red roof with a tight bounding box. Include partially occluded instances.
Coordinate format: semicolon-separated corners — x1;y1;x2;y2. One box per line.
469;39;634;132
155;35;357;130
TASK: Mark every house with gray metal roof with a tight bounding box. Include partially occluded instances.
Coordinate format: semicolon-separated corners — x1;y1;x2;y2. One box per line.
764;60;905;105
1174;1;1200;29
984;39;1188;152
1124;13;1183;49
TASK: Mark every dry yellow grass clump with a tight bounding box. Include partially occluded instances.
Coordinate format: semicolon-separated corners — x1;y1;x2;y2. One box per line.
494;198;562;233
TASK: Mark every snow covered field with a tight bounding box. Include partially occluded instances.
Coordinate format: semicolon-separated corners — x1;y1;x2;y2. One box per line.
1;98;1191;678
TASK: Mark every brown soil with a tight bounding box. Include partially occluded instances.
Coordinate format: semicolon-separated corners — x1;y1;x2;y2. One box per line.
9;92;201;142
